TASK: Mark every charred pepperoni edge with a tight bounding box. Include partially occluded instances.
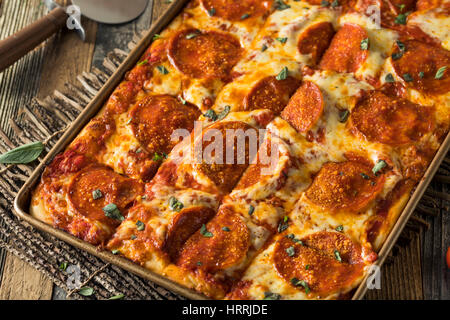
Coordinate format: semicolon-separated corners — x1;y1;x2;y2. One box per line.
305;160;386;213
319;23;369;74
273;231;366;296
176;206;251;276
281;81;325;133
297;22;336;65
243;76;301;114
200;0;273;21
167;28;242;81
163;206;217;261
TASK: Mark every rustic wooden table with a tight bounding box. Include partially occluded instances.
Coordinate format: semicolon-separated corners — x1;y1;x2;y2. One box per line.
0;0;448;300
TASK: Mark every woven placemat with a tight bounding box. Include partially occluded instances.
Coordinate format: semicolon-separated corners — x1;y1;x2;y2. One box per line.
0;32;447;300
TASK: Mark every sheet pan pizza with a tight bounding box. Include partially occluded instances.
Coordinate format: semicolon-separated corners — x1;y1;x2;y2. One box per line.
31;0;449;299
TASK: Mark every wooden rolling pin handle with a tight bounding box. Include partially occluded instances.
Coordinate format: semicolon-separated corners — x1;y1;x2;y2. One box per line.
0;7;68;73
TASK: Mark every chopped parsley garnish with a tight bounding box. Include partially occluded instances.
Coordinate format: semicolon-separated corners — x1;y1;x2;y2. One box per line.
248;205;255;216
200;224;213;238
261;44;268;52
168;196;184;212
334;249;342;262
152;34;161;41
179;96;187;105
130;235;137;240
396;40;406;52
137;59;148;66
92;189;103;200
338;109;350;123
278;216;289;233
208;7;216;16
305;264;310;270
360;38;369;50
59;262;68;271
204;109;218;121
291;278;310;294
156;65;169;75
263;292;281;300
197;261;203;266
403;73;413;82
217;105;231;121
385;73;395;83
360;173;370;180
391;51;403;60
394;12;409;25
418;71;424;78
126;118;133;125
222;226;230;232
335;225;344;232
372;159;387;175
286;233;303;245
153;152;167;162
276;37;288;44
321;0;330;6
186;32;199;39
241;13;250;20
103;204;124;221
331;0;339;7
276;66;288;81
275;0;291;10
286;246;295;257
435;66;446;79
136;220;145;231
112;249;120;255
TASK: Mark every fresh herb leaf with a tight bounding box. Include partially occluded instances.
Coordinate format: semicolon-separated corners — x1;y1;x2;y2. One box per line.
321;0;330;6
291;278;310;294
204;109;218;121
0;141;44;164
59;262;68;271
153;152;167;161
108;294;124;300
200;224;213;238
261;44;268;52
360;172;370;180
276;37;288;44
103;204;124;221
78;287;94;297
305;264;310;270
156;65;169;74
335;225;344;232
186;32;199;39
403;73;413;82
130;235;137;240
248;205;255;216
331;0;339;7
275;0;291;10
396;40;405;52
286;246;295;257
338;109;350;123
152;34;161;41
278;216;289;233
168;196;184;212
263;292;281;300
208;7;216;16
334;249;342;262
137;59;148;66
276;66;288;80
222;226;230;232
92;189;103;200
179;96;187;105
241;13;250;20
395;12;409;25
392;51;403;60
418;71;424;78
197;261;203;266
385;73;395;83
435;66;446;79
136;220;145;231
217;105;231;120
372;159;387;175
360;38;369;50
112;249;120;255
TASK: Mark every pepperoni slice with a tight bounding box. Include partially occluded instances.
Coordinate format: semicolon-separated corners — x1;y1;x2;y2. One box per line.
273;231;366;296
200;0;273;21
68;166;143;225
167;29;242;80
243;76;301;114
298;22;335;65
391;40;450;95
351;91;434;145
305;160;385;213
319;23;369;74
177;206;250;273
129;94;201;155
163;206;216;261
195;121;257;193
281;81;325;133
